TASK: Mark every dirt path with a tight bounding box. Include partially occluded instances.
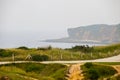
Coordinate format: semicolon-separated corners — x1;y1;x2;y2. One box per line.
66;64;84;80
112;65;120;76
0;54;120;65
65;64;120;80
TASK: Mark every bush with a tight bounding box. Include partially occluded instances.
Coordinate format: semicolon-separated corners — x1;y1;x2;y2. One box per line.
86;69;99;80
32;54;49;61
0;49;12;57
67;45;94;53
1;63;67;80
17;46;29;50
26;64;45;73
83;63;117;80
48;46;52;50
37;46;52;51
84;62;93;68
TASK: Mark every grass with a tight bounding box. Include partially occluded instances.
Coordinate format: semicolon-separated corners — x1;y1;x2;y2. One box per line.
0;43;120;61
81;62;118;80
0;62;120;80
95;62;120;65
0;63;67;80
93;43;120;53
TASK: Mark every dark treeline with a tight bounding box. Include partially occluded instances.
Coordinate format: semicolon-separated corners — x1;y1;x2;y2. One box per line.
17;46;52;51
37;45;52;51
65;45;94;53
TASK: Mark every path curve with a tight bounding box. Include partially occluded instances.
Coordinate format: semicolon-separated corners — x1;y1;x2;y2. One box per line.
0;54;120;65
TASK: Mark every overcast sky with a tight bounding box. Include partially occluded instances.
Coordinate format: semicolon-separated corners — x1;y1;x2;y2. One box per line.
0;0;120;47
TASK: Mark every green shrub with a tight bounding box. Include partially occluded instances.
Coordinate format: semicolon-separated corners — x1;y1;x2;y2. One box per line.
32;54;49;61
37;46;52;51
25;64;45;73
17;46;29;50
96;66;117;76
82;63;117;80
84;62;93;68
67;45;94;53
0;49;12;57
85;69;99;80
93;44;120;53
51;68;66;80
5;63;66;80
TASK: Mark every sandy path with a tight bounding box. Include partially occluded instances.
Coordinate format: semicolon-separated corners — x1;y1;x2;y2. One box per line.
0;54;120;65
66;64;84;80
112;65;120;76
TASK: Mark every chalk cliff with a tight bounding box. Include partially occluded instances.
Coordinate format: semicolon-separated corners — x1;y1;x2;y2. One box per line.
45;24;120;44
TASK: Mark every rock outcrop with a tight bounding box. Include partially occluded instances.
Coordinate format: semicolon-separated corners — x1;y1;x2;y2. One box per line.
45;24;120;44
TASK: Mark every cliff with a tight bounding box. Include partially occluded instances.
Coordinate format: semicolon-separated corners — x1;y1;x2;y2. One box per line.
45;24;120;44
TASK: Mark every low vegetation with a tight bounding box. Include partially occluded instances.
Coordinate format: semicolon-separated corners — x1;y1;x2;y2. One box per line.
67;43;120;53
0;49;13;57
109;75;120;80
95;62;120;65
17;46;29;50
0;63;67;80
81;62;117;80
66;45;94;53
31;54;49;61
0;43;120;61
0;62;119;80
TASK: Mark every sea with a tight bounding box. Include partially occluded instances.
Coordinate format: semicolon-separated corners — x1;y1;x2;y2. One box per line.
0;41;105;49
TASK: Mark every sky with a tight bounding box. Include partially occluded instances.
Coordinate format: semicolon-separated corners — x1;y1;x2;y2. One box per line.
0;0;120;48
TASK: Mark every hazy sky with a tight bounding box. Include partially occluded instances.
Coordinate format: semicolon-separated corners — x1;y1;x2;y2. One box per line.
0;0;120;47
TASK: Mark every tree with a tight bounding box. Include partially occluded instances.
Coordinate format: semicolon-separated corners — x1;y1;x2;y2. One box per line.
17;46;29;50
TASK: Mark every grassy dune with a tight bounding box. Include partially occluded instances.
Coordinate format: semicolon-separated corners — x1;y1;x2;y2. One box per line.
0;62;120;80
0;63;67;80
81;62;120;80
0;43;120;61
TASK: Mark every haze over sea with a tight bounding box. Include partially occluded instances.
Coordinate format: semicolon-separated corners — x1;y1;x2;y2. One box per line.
0;0;120;48
0;40;104;49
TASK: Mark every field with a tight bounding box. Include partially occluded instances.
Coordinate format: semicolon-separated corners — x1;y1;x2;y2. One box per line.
0;43;120;61
0;62;120;80
0;43;120;80
0;63;67;80
81;62;120;80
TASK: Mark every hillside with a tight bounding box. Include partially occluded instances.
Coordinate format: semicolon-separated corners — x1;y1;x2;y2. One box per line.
0;62;120;80
0;63;67;80
45;24;120;44
0;43;120;61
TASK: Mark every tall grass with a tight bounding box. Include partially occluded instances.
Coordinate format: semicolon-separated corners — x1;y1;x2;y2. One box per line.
0;43;120;61
0;63;67;80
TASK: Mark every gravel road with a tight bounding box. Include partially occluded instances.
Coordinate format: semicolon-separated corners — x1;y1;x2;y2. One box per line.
0;54;120;65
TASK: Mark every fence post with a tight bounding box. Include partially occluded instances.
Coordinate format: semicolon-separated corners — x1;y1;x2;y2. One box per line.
91;53;93;58
12;53;15;62
60;53;63;60
70;52;73;59
51;53;53;60
80;53;83;59
99;52;101;56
